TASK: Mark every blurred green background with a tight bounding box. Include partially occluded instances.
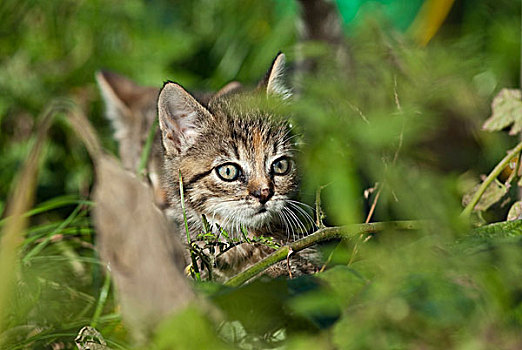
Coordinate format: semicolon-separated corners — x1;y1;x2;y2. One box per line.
1;0;519;221
1;0;522;348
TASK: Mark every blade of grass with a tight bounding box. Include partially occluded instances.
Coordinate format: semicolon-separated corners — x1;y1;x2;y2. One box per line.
0;196;92;227
179;171;201;280
28;255;103;265
22;202;85;263
23;224;94;246
91;268;112;329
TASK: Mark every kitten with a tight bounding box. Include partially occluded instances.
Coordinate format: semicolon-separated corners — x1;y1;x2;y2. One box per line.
157;53;317;279
97;54;317;280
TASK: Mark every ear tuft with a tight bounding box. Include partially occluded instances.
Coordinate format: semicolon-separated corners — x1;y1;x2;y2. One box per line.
157;82;211;156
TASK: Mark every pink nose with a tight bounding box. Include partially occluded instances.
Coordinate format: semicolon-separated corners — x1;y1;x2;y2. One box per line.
251;186;273;204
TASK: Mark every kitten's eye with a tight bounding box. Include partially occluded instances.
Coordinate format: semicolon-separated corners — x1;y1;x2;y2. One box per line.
272;157;291;175
216;163;241;181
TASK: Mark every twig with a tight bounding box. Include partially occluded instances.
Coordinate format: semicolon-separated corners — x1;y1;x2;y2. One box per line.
315;184;329;228
347;185;383;267
363;75;404;224
392;75;405;164
346;101;370;124
461;140;522;219
224;220;422;287
365;185;382;224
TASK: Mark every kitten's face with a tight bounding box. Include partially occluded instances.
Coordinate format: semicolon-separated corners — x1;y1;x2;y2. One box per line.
178;108;297;232
158;53;298;236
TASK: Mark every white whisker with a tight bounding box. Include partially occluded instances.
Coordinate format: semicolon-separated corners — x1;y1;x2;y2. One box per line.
286;201;315;232
284;205;308;239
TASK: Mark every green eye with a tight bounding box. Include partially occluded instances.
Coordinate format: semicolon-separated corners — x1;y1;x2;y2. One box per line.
272;157;290;175
216;163;241;181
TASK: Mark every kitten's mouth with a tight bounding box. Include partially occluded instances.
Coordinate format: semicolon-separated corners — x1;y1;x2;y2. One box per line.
257;207;267;214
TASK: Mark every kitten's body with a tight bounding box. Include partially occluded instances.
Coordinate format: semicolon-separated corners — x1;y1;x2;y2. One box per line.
97;54;318;280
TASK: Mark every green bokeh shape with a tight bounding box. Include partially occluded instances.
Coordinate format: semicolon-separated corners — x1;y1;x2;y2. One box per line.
336;0;425;31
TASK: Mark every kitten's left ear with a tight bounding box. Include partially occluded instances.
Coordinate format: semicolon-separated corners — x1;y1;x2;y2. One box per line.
157;82;212;156
258;52;292;99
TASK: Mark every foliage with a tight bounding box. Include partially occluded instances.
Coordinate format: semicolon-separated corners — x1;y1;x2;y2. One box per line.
1;0;522;349
483;89;522;135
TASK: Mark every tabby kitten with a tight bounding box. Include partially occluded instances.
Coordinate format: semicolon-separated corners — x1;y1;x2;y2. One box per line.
157;53;317;278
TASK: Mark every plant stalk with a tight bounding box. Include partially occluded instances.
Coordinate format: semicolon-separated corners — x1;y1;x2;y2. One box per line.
461;141;522;219
224;220;422;287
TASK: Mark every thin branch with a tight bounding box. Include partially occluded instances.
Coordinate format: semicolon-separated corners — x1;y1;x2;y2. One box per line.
365;185;382;224
224;220;422;287
461;140;522;219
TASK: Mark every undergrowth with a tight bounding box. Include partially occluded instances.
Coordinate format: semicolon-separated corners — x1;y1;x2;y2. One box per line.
1;0;522;349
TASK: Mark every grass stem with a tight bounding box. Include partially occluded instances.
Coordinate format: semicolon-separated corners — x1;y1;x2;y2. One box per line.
461;140;522;219
91;268;111;329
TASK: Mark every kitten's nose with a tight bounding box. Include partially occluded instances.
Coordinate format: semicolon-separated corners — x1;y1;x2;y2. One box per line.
250;185;274;204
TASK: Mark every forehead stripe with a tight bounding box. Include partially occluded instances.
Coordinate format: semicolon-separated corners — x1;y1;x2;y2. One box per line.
184;168;213;188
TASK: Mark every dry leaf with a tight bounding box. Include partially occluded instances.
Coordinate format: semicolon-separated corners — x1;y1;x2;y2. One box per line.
65;104;202;340
483;89;522;135
92;155;195;338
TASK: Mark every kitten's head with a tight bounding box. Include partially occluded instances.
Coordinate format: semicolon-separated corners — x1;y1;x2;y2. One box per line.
158;53;298;235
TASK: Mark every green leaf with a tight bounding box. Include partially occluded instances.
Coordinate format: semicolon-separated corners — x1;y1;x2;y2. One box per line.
470;219;522;238
483;89;522;135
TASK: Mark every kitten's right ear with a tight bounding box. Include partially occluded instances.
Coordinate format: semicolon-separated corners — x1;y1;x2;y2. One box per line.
258;52;292;99
158;82;212;156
